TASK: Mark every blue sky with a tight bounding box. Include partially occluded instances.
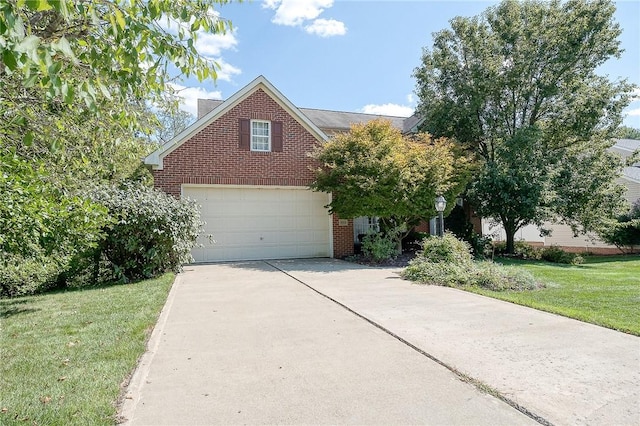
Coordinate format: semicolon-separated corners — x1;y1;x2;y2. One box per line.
173;0;640;128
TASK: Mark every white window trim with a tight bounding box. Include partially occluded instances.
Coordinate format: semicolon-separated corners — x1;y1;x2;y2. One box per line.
250;119;271;152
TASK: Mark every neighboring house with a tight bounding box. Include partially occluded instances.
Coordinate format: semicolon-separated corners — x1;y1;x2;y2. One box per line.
144;76;421;262
483;139;640;253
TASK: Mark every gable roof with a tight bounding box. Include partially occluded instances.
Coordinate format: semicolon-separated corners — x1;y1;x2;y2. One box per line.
145;75;328;170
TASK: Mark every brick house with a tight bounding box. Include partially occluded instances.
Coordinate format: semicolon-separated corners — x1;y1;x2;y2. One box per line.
144;75;424;262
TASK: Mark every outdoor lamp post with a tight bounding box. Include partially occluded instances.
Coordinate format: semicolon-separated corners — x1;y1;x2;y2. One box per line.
435;195;446;237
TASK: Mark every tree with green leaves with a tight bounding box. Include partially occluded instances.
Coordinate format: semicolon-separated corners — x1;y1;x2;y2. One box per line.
0;0;232;295
616;126;640;140
1;0;230;142
152;93;195;143
599;199;640;254
414;0;634;253
311;119;472;253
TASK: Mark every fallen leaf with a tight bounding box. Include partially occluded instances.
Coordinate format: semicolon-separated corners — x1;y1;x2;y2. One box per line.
57;377;67;382
1;407;7;413
39;396;51;404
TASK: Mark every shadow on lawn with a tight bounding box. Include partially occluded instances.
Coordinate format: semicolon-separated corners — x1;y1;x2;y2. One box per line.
0;299;39;319
583;255;640;264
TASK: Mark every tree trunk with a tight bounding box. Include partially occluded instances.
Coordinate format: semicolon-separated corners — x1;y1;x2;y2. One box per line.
505;227;516;254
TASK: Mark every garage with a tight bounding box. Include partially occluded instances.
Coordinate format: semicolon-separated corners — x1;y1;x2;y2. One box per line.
184;186;332;262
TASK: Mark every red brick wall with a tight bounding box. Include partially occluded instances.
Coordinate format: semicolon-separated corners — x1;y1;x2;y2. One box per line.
154;89;321;196
152;88;351;257
332;215;354;258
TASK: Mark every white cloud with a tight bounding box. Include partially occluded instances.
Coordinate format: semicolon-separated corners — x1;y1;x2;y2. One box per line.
631;88;640;101
156;13;241;84
305;18;346;37
406;93;416;104
263;0;346;37
359;103;414;117
213;57;242;82
626;107;640;117
263;0;333;26
195;29;239;58
169;83;223;117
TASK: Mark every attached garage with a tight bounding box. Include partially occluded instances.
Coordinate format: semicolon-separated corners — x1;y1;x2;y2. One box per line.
184;186;332;262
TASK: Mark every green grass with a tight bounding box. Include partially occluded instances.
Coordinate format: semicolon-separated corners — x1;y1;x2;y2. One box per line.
471;255;640;335
0;274;174;425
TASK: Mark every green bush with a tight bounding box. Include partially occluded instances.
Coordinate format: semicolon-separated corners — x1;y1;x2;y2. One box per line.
472;262;539;291
85;183;204;282
362;231;397;262
493;240;542;259
541;245;584;265
418;232;473;264
1;154;109;297
0;253;63;297
403;258;471;286
599;201;640;253
402;233;542;291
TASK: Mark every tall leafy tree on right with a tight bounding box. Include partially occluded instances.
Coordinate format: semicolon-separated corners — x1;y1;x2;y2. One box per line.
414;0;636;254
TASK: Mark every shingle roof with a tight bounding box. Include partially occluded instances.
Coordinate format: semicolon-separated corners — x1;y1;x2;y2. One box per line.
298;107;411;133
197;98;419;134
613;139;640;182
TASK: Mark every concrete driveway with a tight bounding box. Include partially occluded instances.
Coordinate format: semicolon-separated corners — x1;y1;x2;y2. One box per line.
120;259;640;426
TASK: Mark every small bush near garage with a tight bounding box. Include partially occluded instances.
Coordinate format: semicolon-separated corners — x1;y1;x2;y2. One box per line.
403;233;541;291
361;231;397;263
419;233;473;264
79;183;204;283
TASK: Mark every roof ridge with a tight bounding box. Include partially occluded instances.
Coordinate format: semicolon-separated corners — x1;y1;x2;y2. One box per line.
298;106;412;119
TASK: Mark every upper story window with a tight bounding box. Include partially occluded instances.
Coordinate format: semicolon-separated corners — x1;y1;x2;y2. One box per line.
251;120;271;152
239;118;283;152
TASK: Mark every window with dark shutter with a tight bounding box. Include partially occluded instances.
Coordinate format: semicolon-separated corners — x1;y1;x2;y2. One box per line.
239;118;250;150
272;121;283;152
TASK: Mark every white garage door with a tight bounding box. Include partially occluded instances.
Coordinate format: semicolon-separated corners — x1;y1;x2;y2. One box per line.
184;186;332;262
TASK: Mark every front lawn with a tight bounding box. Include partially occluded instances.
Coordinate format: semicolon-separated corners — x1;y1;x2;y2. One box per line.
0;274;174;425
472;256;640;335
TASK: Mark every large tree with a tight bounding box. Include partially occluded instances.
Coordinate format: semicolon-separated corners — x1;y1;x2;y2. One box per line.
0;0;232;293
414;0;634;253
311;119;471;252
1;0;229;141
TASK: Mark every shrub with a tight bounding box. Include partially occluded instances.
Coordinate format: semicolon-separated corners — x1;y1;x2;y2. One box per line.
541;245;584;265
493;240;542;259
402;258;472;287
418;232;473;264
599;201;640;253
362;231;397;262
84;183;204;282
472;262;539;291
402;258;540;291
469;232;494;259
1;154;109;297
402;230;430;252
402;233;543;291
0;253;63;298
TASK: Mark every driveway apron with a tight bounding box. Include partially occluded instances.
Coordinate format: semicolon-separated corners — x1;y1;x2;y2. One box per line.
120;261;536;425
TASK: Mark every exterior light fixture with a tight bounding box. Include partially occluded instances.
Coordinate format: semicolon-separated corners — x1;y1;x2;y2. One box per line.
435;195;447;237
